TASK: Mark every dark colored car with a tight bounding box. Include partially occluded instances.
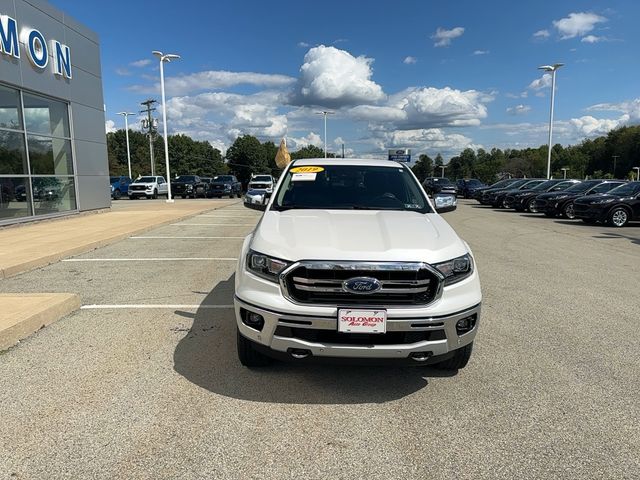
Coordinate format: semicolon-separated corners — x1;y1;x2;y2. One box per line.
199;177;212;198
456;178;486;199
574;181;640;227
422;177;457;196
110;176;132;200
504;179;580;212
489;179;546;208
480;179;533;206
474;178;521;203
210;175;242;198
15;184;27;202
532;180;627;219
172;175;206;199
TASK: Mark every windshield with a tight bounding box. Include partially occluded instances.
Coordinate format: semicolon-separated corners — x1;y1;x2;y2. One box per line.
490;179;516;188
519;180;544;189
110;177;119;183
607;182;640;196
530;180;558;191
252;176;272;182
504;179;530;189
175;175;195;182
137;177;155;183
274;164;432;213
214;176;233;182
467;179;483;186
566;181;600;193
550;181;577;191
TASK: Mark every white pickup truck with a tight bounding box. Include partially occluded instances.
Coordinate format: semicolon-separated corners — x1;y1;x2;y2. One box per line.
235;159;481;369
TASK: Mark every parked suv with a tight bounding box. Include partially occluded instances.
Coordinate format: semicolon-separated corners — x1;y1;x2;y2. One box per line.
489;179;546;208
456;179;486;199
210;175;242;198
504;179;580;212
422;177;457;196
110;176;132;200
235;159;481;369
248;174;275;192
574;181;640;227
532;180;627;218
171;175;206;199
128;176;169;199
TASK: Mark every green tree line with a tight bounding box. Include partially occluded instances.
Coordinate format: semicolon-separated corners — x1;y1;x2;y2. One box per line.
411;125;640;183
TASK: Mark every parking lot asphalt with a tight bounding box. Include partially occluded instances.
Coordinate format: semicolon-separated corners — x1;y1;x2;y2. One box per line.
1;200;639;479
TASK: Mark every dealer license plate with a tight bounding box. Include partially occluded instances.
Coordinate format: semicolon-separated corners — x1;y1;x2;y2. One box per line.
338;309;387;334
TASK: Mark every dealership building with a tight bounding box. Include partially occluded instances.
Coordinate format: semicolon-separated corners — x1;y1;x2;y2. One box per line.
0;0;109;225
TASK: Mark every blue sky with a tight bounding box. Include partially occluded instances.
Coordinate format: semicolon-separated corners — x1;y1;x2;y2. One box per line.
54;0;640;159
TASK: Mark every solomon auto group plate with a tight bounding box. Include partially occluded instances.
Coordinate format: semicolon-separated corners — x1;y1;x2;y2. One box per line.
338;309;387;334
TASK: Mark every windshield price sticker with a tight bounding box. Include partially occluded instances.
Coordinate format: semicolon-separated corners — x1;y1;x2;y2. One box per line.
290;166;325;174
292;173;317;182
338;309;387;334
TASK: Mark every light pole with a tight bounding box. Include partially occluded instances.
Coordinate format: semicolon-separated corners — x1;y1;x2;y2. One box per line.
117;112;136;179
538;63;564;180
153;50;180;203
439;165;447;177
634;167;640;181
612;155;619;178
316;111;334;158
561;167;569;179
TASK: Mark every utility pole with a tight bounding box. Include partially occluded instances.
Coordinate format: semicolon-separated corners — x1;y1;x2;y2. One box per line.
315;111;334;158
561;167;569;179
439;165;447;177
140;99;158;176
342;143;345;158
612;155;619;178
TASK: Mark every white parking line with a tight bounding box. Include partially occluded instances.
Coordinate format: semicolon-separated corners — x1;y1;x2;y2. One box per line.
63;257;237;262
170;223;256;226
130;236;245;239
81;304;234;310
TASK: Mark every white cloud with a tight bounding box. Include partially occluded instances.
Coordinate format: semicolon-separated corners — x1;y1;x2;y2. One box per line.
569;116;620;137
372;128;480;158
533;29;550;39
403;56;417;64
130;59;151;68
528;73;552;90
432;27;465;47
289;132;323;149
473;50;489;55
581;35;604;43
115;67;131;76
506;104;531;115
130;70;296;96
587;98;640;122
553;12;606;39
291;45;385;107
298;41;310;48
105;120;116;133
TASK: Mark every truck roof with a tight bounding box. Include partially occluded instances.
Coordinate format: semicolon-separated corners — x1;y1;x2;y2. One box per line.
291;158;404;168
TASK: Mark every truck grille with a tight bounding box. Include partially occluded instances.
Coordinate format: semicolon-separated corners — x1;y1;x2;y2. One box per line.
250;183;269;189
281;261;442;306
130;185;146;191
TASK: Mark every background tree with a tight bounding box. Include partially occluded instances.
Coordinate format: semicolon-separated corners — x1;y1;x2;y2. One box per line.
411;154;433;182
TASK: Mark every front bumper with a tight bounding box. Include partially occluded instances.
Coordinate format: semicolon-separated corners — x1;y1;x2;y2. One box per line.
235;296;480;361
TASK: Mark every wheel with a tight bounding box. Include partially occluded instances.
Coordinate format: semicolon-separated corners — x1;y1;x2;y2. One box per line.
527;199;538;213
181;195;186;199
608;207;629;228
434;342;473;370
237;192;242;198
237;329;271;367
128;195;135;200
152;189;158;199
229;193;234;199
113;189;121;200
563;202;576;219
582;218;596;224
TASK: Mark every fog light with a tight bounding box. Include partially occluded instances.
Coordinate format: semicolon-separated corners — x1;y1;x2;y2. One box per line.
456;314;476;335
241;309;265;331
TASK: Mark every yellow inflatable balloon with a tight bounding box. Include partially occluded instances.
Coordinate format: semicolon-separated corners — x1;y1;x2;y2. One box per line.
275;138;291;169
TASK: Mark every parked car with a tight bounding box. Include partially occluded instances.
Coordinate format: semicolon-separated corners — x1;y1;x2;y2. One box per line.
504;179;580;212
171;175;206;199
248;174;275;192
489;179;546;208
456;179;486;199
244;188;268;205
14;184;27;202
574;181;640;227
210;175;242;198
236;159;481;369
532;180;627;218
480;179;533;205
199;177;213;198
422;177;457;196
109;176;133;200
128;176;169;199
474;178;521;203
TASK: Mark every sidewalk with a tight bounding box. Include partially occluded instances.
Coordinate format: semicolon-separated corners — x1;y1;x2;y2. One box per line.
0;199;241;350
0;199;240;279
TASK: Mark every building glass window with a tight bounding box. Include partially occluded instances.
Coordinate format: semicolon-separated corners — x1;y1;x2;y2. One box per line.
0;83;75;223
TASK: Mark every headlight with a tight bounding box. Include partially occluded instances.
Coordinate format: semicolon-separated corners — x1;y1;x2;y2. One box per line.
433;254;474;286
246;250;290;282
111;185;114;192
591;197;615;204
224;184;231;190
187;184;193;190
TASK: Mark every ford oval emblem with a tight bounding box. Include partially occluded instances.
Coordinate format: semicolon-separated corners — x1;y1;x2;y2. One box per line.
343;277;382;295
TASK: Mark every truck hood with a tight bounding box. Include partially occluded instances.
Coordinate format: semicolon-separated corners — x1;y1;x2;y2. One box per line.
250;210;467;264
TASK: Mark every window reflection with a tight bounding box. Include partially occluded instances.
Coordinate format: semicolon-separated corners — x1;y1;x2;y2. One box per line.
28;135;73;175
23;93;70;137
0;85;22;130
0;177;31;220
31;177;76;214
0;130;28;175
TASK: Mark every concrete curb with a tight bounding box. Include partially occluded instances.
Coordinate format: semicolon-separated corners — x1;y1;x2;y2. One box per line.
0;293;81;351
0;201;242;279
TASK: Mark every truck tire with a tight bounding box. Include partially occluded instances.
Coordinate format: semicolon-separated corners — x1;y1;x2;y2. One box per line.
434;342;473;370
237;191;242;198
237;329;271;367
152;189;158;199
113;189;121;200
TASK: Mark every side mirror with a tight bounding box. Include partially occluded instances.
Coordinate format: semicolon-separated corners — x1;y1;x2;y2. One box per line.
434;194;457;213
